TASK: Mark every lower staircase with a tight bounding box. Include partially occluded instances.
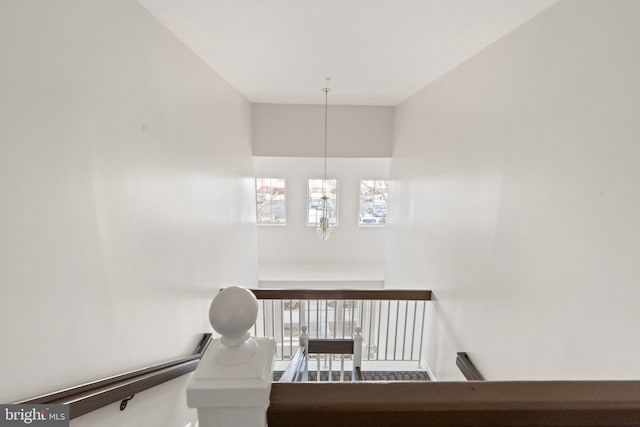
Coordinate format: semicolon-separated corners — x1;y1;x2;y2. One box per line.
274;370;430;381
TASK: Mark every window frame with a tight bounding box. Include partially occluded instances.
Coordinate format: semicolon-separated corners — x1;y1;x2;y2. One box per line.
358;179;388;227
306;178;339;227
255;177;288;226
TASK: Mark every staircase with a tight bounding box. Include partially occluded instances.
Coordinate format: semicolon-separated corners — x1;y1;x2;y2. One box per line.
274;370;430;381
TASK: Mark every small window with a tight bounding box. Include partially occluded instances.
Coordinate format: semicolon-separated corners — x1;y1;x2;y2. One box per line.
256;178;287;225
359;180;388;226
307;179;338;226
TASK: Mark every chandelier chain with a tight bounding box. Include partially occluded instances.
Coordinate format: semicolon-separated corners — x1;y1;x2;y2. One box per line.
323;86;330;195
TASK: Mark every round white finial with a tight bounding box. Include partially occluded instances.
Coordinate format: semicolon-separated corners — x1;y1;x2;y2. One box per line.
209;286;258;348
301;325;308;334
355;326;362;334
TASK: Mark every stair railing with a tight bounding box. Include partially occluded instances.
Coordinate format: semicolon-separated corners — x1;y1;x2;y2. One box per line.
187;287;640;427
280;325;364;382
456;351;484;381
250;288;432;367
16;333;212;419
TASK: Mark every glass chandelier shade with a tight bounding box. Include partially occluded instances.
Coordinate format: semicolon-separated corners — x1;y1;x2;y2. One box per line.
316;194;333;240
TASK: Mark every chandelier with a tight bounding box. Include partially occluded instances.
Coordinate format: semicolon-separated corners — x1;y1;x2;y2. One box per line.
316;78;333;240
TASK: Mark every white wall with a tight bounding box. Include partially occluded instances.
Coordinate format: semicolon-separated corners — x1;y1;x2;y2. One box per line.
255;157;389;280
0;1;257;425
252;103;394;157
386;0;640;381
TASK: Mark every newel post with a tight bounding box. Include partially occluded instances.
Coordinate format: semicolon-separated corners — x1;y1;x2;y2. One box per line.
187;286;275;427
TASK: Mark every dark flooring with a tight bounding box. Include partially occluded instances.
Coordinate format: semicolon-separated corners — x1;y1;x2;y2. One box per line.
274;370;430;382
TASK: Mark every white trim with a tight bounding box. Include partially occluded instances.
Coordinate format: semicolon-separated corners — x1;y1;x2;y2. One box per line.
422;361;437;381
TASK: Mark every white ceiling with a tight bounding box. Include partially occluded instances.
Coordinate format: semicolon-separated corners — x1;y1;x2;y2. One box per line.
137;0;557;106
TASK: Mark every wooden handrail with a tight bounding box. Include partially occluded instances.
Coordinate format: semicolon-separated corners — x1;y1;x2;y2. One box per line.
268;381;640;426
17;333;212;419
308;339;354;355
456;351;484;380
250;289;432;300
282;340;359;383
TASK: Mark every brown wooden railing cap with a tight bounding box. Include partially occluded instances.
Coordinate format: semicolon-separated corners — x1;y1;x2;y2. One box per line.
456;352;484;381
250;289;432;301
268;381;640;427
307;339;354;355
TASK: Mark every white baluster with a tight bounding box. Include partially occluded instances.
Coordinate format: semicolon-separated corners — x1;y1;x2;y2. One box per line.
187;286;276;427
354;326;363;369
